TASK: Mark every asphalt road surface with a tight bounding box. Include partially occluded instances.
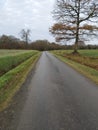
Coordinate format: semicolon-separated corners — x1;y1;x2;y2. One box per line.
1;52;98;130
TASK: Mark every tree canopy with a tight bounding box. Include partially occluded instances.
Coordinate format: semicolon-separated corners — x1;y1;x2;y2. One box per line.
50;0;98;53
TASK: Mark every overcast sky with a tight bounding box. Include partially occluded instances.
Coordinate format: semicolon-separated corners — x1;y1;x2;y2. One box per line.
0;0;55;42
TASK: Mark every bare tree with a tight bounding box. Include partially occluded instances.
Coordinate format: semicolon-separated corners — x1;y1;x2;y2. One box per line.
20;29;31;47
50;0;98;53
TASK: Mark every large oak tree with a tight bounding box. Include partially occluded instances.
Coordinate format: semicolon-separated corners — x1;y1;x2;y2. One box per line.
50;0;98;53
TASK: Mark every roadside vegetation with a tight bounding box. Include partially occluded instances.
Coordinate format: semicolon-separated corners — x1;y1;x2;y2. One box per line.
54;50;98;58
0;50;38;76
0;50;41;111
51;50;98;84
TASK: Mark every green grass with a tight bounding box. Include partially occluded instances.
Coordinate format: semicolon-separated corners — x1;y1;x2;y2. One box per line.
53;49;98;57
0;50;38;76
0;51;41;111
52;50;98;71
79;50;98;57
51;51;98;85
0;49;31;57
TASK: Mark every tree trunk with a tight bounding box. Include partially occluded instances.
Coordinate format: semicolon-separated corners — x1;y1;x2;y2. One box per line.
73;0;80;54
73;26;79;54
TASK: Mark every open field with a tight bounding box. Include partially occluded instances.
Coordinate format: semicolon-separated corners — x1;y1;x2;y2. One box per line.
52;50;98;70
0;50;39;76
51;50;98;84
0;50;31;57
0;50;41;111
54;49;98;57
79;50;98;57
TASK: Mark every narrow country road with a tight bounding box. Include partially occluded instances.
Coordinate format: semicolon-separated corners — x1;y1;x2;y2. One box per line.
1;51;98;130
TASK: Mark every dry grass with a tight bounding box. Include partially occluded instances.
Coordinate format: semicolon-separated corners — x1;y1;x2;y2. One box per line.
51;50;98;85
53;50;98;71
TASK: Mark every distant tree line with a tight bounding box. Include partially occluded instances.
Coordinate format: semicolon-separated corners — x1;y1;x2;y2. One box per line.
0;35;24;49
0;34;98;50
0;34;66;50
29;40;66;51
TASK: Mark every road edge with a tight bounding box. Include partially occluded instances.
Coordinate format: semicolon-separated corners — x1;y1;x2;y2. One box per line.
51;52;98;85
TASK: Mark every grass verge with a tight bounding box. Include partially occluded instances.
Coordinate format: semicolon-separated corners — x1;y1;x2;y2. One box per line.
52;52;98;85
0;51;38;76
0;52;41;111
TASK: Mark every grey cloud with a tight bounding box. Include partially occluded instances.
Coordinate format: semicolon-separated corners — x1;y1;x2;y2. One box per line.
0;0;55;42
